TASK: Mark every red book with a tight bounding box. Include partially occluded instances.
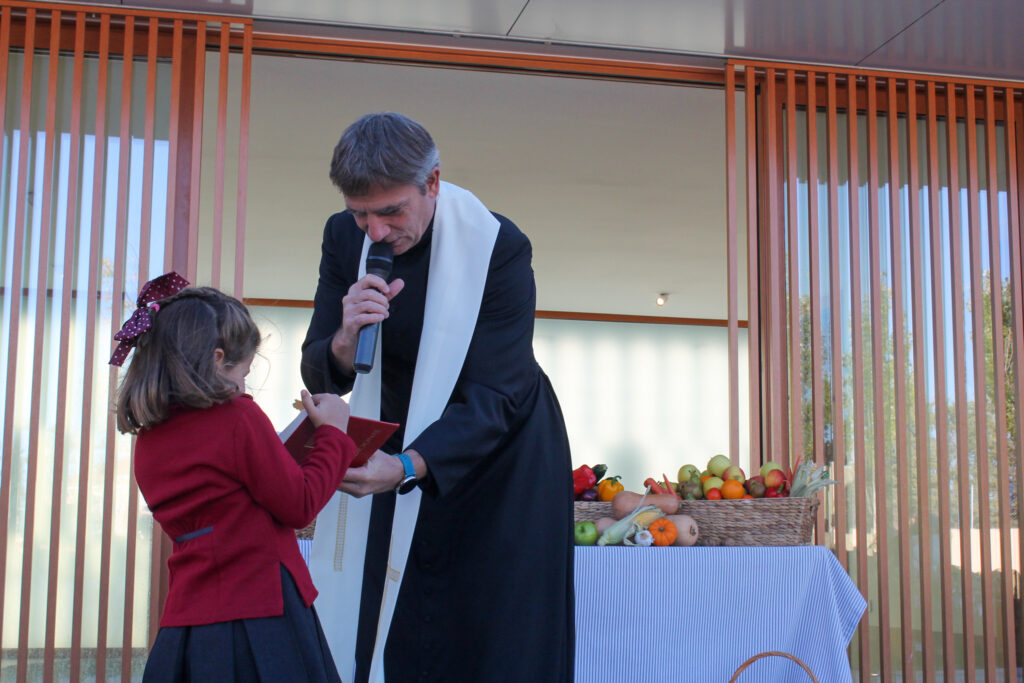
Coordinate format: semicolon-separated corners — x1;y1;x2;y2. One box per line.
279;410;399;468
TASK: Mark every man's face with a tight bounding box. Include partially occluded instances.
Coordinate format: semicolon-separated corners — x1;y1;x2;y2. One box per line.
343;168;440;255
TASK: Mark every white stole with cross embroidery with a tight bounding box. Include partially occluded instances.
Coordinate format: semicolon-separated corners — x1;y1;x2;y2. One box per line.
308;181;499;682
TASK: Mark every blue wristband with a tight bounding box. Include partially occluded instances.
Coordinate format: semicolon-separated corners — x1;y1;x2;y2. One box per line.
394;452;417;494
395;452;415;478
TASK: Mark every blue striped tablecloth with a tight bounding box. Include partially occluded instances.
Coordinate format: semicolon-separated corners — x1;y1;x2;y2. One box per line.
297;540;863;682
574;545;864;682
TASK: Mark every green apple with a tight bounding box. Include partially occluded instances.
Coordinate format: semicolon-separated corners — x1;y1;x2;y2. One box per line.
723;465;745;482
574;521;598;546
702;476;724;495
677;464;701;483
759;461;784;479
707;454;731;477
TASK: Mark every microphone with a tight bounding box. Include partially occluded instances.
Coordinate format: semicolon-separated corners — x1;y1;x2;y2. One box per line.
353;241;394;374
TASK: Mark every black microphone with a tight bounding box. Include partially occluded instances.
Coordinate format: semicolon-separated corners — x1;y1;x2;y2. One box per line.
353;241;394;374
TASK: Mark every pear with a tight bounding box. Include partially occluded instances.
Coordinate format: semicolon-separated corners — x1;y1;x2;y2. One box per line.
677;464;701;483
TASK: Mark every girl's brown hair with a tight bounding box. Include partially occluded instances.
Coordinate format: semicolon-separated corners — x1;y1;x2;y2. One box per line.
115;287;261;434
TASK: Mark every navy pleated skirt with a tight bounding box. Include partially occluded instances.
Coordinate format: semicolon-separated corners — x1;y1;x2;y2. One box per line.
142;566;341;682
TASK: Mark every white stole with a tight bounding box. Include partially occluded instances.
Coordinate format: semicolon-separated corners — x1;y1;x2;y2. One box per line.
308;181;499;682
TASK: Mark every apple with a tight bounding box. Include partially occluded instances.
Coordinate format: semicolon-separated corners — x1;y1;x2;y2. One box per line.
764;468;786;490
574;521;598;546
702;476;725;495
722;465;745;483
707;454;732;477
677;464;701;483
760;461;784;479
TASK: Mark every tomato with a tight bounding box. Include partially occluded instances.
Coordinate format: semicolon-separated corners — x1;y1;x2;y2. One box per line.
705;488;723;500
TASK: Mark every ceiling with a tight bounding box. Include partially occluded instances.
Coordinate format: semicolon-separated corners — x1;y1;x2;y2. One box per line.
124;0;1024;81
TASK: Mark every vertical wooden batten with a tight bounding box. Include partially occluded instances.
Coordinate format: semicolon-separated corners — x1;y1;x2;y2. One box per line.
945;80;977;681
885;75;913;681
963;83;998;681
123;18;160;675
94;15;135;682
866;75;894;680
163;18;182;274
211;21;229;290
744;66;761;479
764;68;786;469
904;77;935;680
0;3;11;665
805;72;826;546
1006;86;1024;681
233;22;251;299
14;8;41;680
925;77;957;681
43;12;84;682
847;72;872;683
984;82;1017;681
785;69;803;470
185;21;205;282
725;64;740;466
824;72;848;569
69;14;110;681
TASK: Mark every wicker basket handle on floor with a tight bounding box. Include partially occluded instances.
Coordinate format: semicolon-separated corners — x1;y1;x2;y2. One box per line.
728;651;819;682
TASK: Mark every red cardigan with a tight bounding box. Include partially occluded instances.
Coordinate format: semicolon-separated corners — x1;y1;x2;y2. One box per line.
134;395;355;627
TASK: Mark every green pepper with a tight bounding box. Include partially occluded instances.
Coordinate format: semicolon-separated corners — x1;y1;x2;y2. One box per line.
592;464;608;481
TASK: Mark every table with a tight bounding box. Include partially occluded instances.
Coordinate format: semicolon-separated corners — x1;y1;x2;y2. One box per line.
297;541;864;682
574;545;865;682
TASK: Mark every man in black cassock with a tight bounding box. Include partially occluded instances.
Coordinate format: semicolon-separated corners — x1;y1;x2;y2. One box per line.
300;112;574;682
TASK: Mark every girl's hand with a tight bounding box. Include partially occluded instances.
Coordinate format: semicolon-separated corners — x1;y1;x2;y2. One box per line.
301;390;350;432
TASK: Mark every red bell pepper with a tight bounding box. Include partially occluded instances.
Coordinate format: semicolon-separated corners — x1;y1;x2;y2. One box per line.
573;465;597;496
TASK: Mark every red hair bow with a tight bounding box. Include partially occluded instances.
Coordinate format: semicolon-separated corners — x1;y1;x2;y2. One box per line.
109;271;190;366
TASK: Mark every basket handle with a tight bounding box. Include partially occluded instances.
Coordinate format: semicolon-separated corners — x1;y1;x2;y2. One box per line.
728;651;818;683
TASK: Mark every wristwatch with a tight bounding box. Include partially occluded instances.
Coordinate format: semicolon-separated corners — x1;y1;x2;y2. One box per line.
394;452;418;494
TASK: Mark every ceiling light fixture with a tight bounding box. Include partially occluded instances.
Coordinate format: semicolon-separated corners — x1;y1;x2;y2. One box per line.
656;292;668;306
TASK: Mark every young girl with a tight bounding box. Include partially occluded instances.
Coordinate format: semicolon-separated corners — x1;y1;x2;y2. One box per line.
114;281;355;682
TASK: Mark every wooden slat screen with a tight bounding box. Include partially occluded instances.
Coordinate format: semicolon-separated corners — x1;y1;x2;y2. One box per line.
0;2;252;680
727;60;1024;680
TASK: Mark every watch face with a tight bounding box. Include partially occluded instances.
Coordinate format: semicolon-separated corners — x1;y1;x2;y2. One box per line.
397;476;417;495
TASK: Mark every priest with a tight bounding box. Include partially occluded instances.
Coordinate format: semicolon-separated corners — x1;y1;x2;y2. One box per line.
300;111;574;683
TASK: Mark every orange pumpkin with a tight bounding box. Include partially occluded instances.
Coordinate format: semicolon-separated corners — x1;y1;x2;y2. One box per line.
647;518;677;547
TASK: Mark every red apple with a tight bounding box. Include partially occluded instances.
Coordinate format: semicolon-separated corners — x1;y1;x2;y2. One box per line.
764;468;786;490
723;465;745;483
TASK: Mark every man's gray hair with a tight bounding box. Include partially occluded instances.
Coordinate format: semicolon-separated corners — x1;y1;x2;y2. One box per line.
329;112;440;196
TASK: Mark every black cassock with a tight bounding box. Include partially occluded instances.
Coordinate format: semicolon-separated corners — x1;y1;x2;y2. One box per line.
301;210;574;683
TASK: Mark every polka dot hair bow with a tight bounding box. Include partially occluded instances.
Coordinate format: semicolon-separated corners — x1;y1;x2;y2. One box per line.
109;271;190;366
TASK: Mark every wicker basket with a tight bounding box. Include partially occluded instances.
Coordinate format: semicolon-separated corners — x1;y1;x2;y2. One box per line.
296;520;316;540
574;497;819;546
729;651;818;682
